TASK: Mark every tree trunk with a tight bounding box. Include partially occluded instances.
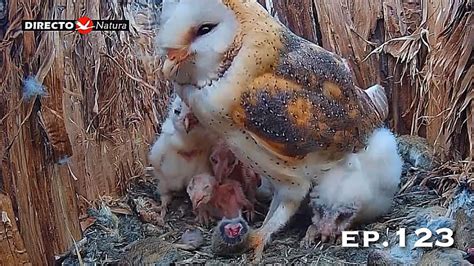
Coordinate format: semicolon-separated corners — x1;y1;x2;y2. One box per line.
0;0;169;264
0;193;31;265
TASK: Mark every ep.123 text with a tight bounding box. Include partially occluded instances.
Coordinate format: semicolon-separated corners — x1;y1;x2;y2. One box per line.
341;228;454;248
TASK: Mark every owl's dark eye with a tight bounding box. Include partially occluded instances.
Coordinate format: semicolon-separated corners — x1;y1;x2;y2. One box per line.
174;109;181;115
196;23;217;36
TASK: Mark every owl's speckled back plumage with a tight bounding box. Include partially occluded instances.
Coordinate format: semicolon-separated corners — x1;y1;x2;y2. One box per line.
232;30;383;160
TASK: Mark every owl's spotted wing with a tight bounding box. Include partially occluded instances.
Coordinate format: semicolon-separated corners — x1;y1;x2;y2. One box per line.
231;32;383;161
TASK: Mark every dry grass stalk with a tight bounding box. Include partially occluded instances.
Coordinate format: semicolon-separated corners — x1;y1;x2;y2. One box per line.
421;160;473;204
0;193;31;265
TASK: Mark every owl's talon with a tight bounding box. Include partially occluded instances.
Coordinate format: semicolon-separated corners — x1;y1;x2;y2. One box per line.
157;205;167;223
300;224;318;248
195;211;212;226
247;230;265;263
301;223;341;247
320;234;328;243
300;237;315;249
156;215;165;226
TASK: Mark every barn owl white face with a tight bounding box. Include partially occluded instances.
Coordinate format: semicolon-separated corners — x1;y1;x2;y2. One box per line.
158;0;238;87
160;0;180;24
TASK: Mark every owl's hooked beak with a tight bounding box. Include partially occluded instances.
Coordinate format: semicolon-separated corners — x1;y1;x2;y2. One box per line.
162;47;191;79
183;112;199;133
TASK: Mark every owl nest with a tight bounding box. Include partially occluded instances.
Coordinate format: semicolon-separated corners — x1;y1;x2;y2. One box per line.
57;160;473;265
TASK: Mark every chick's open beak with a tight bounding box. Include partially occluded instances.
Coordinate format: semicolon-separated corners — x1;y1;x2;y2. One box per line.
224;223;243;238
162;48;190;79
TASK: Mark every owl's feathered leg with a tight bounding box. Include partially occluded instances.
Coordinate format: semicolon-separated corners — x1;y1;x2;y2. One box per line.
248;179;311;262
248;199;302;261
262;193;280;224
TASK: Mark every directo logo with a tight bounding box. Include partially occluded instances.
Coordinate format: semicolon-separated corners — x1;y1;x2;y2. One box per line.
22;17;128;34
76;17;94;34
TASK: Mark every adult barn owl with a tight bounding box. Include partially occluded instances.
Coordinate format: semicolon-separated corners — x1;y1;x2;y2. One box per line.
158;0;400;260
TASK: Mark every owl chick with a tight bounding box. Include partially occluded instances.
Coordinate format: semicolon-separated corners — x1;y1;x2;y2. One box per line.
302;128;402;246
186;173;254;225
211;215;251;256
148;95;216;223
210;140;261;209
397;134;438;171
158;0;400;260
